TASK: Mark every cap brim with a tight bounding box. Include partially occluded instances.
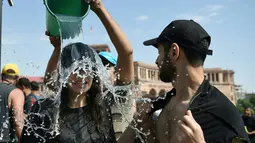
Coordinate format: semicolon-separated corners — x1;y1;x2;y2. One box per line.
143;38;158;47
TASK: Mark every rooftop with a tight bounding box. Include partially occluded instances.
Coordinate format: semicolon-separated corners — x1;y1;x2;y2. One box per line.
19;76;44;83
134;61;234;73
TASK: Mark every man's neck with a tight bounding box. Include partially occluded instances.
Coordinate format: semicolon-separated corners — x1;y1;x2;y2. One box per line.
2;79;13;85
24;89;32;96
32;91;40;96
174;66;204;101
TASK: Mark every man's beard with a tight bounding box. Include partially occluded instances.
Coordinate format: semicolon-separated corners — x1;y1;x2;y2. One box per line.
159;56;176;83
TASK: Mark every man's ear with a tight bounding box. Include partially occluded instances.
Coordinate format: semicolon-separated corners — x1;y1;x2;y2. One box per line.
169;43;180;64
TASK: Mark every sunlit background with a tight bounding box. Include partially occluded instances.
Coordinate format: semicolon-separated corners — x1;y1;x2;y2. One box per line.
1;0;254;93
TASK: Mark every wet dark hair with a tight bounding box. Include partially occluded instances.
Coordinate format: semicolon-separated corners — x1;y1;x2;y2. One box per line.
59;42;105;133
30;81;39;91
1;74;18;81
16;77;31;89
182;39;209;66
163;39;209;66
61;42;96;68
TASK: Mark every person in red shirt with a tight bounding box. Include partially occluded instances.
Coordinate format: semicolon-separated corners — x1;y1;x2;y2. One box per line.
16;78;39;115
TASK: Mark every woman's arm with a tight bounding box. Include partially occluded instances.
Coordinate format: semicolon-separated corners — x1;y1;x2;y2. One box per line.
90;0;134;85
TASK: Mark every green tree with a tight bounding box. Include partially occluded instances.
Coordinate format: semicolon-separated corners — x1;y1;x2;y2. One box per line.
249;94;255;106
236;98;254;114
242;99;253;108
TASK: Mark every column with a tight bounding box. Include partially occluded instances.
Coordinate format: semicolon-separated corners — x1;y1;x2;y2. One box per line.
218;72;223;83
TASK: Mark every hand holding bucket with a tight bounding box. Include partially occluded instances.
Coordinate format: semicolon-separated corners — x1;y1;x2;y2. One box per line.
85;0;104;12
44;0;90;37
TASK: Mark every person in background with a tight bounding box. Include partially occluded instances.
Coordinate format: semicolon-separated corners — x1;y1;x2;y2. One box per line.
98;51;117;84
30;81;41;98
21;0;134;142
16;78;40;115
0;63;24;142
242;107;255;142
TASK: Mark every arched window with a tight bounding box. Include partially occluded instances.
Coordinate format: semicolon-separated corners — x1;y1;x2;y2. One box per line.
149;89;157;96
159;89;166;97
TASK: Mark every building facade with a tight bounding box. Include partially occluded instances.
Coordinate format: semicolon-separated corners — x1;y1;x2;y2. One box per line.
134;62;238;104
134;61;172;98
204;68;237;104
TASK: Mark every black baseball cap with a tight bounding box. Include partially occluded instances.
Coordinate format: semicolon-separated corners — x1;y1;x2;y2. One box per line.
143;19;213;55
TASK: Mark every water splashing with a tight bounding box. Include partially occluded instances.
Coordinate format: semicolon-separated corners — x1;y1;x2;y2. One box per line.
19;12;153;143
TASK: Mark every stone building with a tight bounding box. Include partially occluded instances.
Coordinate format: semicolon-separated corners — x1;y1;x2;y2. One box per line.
134;62;238;104
134;61;172;98
204;68;237;104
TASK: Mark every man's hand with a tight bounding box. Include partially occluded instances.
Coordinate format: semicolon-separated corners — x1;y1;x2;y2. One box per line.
133;101;154;133
86;0;104;12
176;110;205;143
248;131;255;135
45;31;61;48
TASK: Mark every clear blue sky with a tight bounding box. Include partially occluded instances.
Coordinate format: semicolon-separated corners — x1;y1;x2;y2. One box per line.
1;0;254;92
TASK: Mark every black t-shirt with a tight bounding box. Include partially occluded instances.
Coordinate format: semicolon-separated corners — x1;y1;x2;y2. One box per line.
0;83;16;142
151;79;250;143
21;96;116;143
242;115;255;131
242;115;255;141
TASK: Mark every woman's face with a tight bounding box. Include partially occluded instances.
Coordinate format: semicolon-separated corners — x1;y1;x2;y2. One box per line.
67;69;93;94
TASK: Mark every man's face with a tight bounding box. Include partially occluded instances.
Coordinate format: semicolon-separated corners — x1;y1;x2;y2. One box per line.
155;43;176;82
244;108;252;116
106;64;115;85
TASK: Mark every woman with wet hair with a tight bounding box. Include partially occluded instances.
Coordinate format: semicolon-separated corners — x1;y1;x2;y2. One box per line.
20;0;134;142
21;43;117;143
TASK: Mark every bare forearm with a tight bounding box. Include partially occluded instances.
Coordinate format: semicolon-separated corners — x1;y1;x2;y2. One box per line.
250;130;255;134
44;47;60;84
94;7;134;83
95;7;132;55
117;126;136;143
13;110;24;139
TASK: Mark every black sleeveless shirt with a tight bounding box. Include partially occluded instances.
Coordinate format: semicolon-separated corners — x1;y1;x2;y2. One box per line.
0;83;16;143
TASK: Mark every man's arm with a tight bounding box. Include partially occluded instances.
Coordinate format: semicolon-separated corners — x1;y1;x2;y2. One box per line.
9;88;25;140
92;2;134;84
117;102;157;143
248;130;255;135
117;125;136;143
